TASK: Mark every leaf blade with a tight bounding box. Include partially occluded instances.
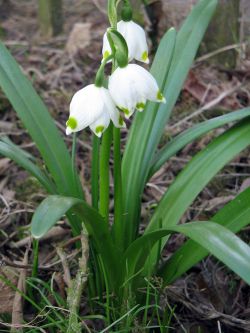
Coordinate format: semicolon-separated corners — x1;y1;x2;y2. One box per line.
0;42;82;198
0;139;55;193
160;186;250;284
122;0;217;247
145;120;250;271
149;108;250;177
31;195;121;289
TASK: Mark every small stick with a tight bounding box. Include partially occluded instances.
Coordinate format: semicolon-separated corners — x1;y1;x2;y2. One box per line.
66;231;89;333
56;247;72;289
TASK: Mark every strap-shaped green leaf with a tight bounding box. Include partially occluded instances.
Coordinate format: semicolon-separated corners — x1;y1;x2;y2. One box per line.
159;186;250;284
123;221;250;288
172;222;250;285
121;27;176;248
145;120;250;271
149;108;250;177
0;139;55;193
31;195;121;290
0;42;82;198
122;0;217;248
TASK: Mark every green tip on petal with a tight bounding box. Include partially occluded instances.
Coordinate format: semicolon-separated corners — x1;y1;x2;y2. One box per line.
103;50;110;59
119;107;130;116
136;102;145;111
66;117;77;129
119;115;124;126
95;125;105;134
142;51;149;63
157;91;166;103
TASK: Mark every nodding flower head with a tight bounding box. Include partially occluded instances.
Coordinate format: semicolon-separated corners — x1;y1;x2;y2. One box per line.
108;64;166;119
66;84;125;137
102;20;149;64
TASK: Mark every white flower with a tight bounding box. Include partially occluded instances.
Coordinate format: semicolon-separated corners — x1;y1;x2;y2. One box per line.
66;84;125;137
102;20;149;64
108;64;165;118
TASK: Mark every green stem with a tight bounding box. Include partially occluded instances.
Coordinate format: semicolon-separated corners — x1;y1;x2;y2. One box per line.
95;55;113;87
99;124;113;222
113;127;123;249
91;135;100;209
71;132;77;186
32;239;39;278
108;0;117;28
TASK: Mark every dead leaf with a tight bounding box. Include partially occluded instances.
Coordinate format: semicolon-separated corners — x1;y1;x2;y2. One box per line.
66;23;91;56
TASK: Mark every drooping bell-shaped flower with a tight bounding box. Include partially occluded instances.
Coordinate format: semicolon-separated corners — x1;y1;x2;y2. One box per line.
66;84;125;137
108;64;165;118
102;20;149;64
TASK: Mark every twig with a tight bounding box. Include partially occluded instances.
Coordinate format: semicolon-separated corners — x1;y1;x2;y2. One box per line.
170;83;243;131
57;247;72;288
66;231;89;333
195;43;247;63
10;226;69;248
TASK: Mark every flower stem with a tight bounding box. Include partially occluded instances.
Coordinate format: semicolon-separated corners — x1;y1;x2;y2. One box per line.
113;126;123;248
71;132;77;175
99;124;113;222
91;135;100;210
108;0;117;28
32;239;39;278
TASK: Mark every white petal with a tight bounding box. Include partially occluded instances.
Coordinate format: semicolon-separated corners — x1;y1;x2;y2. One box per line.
127;21;149;63
127;64;160;102
67;84;104;133
100;88;125;128
89;110;110;137
117;20;149;63
66;127;73;135
109;67;139;117
102;32;112;61
117;21;135;62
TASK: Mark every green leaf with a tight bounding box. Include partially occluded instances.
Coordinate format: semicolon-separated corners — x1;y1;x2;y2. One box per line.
122;27;176;248
31;195;121;289
0;42;82;198
145;120;250;271
0;138;55;193
123;229;170;281
171;222;250;285
122;0;217;248
149;108;250;178
124;221;250;288
160;186;250;284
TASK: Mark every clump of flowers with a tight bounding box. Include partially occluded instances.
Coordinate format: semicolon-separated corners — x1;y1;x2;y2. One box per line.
65;0;166;137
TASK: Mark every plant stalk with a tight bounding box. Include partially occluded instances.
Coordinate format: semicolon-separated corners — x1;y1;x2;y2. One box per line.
99;125;113;222
91;135;100;209
113;127;123;248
